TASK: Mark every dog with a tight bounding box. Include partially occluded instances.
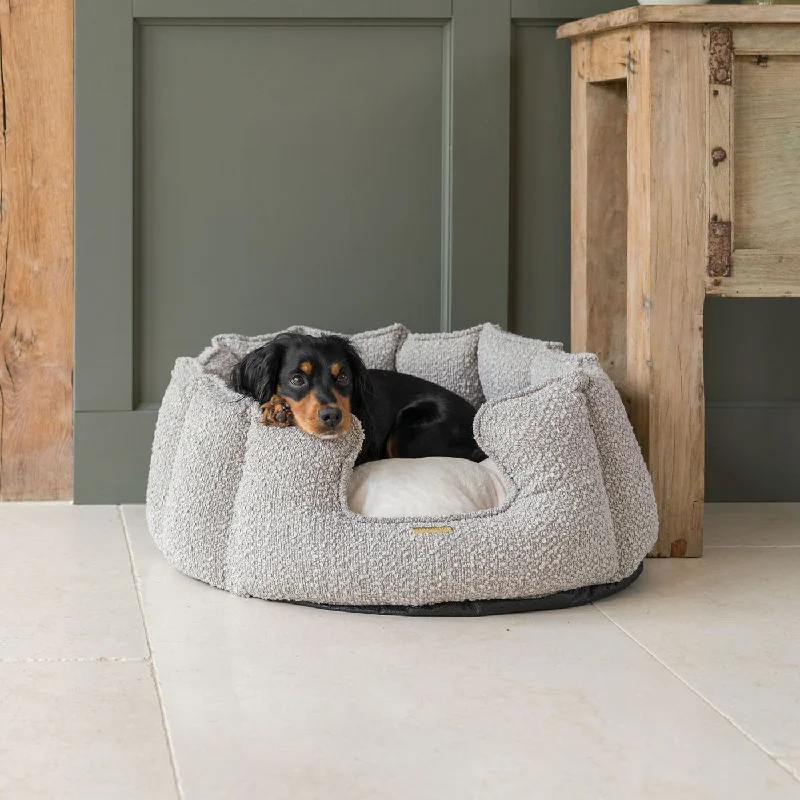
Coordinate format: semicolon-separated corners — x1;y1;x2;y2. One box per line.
230;332;485;466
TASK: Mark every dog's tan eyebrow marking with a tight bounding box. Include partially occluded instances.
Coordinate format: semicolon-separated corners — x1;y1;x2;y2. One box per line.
299;361;312;375
331;362;341;377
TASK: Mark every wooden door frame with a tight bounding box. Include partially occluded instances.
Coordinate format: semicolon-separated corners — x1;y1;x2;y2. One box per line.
0;0;73;500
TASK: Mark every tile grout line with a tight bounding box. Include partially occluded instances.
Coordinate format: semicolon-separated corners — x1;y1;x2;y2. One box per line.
590;603;800;786
777;759;800;783
775;760;800;784
118;506;185;800
0;656;149;663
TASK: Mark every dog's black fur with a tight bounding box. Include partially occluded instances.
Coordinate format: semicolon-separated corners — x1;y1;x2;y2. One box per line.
230;332;485;466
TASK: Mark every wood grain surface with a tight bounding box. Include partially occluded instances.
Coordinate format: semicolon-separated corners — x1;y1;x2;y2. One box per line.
734;53;800;252
708;251;800;297
0;0;73;500
578;79;629;391
626;25;707;557
558;5;800;40
571;39;630;389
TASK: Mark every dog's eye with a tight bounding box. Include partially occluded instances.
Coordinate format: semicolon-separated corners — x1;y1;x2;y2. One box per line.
289;374;307;387
336;372;350;385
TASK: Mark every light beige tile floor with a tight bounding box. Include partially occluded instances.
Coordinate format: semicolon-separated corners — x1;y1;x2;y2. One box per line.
0;661;177;799
1;503;798;799
0;505;147;659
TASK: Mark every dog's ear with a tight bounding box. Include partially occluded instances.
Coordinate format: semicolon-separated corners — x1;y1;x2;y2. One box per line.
230;338;286;404
336;338;372;427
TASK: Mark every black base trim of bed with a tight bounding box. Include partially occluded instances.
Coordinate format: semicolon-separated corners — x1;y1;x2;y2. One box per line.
286;561;644;617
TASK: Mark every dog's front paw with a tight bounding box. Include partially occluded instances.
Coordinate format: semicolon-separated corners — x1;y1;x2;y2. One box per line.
260;395;293;427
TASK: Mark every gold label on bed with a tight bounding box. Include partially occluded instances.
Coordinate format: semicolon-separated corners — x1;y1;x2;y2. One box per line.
411;525;454;535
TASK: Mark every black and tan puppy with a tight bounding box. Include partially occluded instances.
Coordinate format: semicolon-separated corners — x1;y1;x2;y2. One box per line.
230;332;484;466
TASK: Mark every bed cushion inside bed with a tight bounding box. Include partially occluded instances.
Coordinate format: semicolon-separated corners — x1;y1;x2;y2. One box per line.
347;457;508;518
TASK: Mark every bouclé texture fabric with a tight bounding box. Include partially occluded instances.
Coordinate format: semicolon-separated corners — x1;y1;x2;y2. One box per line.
208;323;407;372
396;325;485;407
146;325;658;607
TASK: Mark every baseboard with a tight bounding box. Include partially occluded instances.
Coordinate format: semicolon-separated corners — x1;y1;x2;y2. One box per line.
706;401;800;502
74;410;157;504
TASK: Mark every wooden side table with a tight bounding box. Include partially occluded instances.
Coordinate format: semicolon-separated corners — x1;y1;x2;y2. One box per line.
558;6;800;557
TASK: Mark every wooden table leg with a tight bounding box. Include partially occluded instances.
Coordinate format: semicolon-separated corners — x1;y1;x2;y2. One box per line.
571;37;629;393
626;25;706;557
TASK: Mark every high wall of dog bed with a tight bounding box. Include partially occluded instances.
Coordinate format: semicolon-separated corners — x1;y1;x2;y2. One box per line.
146;323;658;614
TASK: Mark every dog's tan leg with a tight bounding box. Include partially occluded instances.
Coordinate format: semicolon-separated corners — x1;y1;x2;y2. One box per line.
260;395;293;427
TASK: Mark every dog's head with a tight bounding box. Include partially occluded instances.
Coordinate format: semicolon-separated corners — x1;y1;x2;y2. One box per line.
230;333;371;439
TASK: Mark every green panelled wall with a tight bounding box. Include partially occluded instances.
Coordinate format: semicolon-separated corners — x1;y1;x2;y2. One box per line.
75;0;799;502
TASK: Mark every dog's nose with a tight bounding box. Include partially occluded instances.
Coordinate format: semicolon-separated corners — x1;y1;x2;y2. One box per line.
318;406;342;428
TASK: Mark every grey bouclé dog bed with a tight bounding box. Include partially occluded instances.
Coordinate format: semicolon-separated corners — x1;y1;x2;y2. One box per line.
146;323;658;613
